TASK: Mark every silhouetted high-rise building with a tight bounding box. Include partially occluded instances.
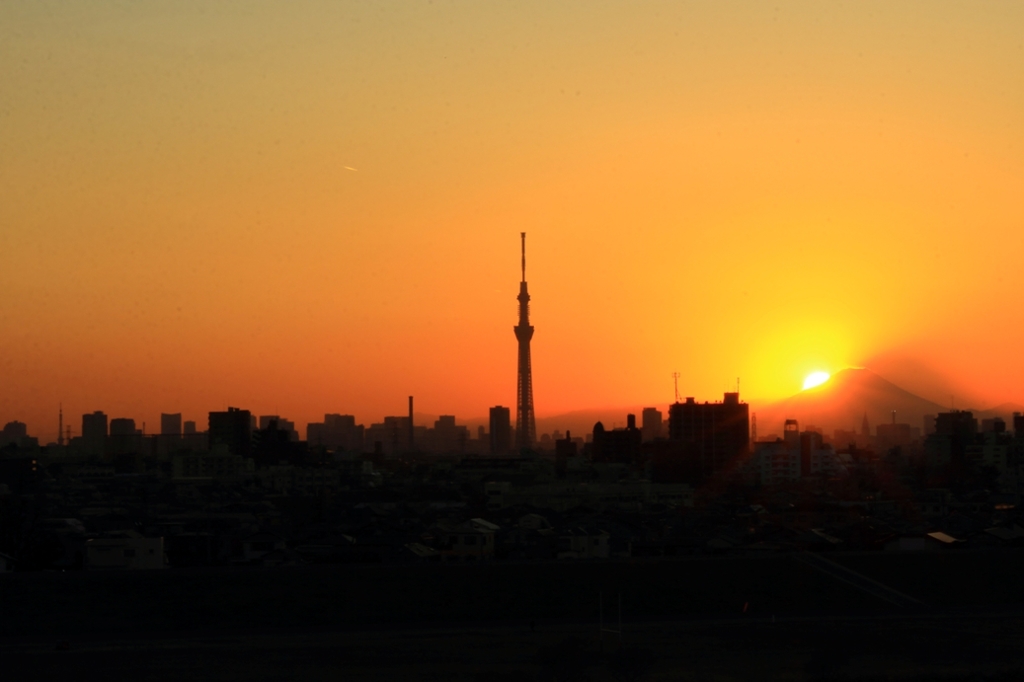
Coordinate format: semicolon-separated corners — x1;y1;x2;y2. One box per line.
425;415;468;454
155;413;183;457
784;419;800;453
307;414;364;451
490;405;511;455
668;392;750;478
0;421;28;448
555;430;578;459
109;418;137;436
109;418;142;456
408;396;416;452
925;410;978;475
934;411;977;439
82;411;108;456
514;232;536;450
555;430;578;478
800;429;823;477
364;416;416;456
2;421;27;440
259;415;297;441
161;413;182;436
592;414;642;464
981;417;1006;433
208;407;252;458
877;421;913;451
641;407;663;442
253;417;304;466
180;420;205;453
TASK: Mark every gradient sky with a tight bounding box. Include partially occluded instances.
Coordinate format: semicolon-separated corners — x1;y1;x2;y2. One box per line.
2;1;1023;440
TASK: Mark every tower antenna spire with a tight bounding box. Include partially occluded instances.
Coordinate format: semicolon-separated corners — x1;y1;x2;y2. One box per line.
521;232;526;282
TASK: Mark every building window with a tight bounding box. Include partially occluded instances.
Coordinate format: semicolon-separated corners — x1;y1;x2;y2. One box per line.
464;536;477;546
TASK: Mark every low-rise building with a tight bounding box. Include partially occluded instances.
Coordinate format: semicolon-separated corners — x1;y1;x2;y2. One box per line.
241;532;288;563
431;518;498;561
557;527;610;559
748;426;848;485
172;444;254;480
484;478;692;511
85;531;165;570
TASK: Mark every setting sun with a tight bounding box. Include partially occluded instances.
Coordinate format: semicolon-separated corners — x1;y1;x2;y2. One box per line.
802;372;831;391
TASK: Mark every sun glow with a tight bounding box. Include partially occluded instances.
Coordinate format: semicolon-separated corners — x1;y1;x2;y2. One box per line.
802;371;831;390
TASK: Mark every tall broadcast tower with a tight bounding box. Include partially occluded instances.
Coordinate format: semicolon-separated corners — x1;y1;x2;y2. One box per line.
514;232;536;449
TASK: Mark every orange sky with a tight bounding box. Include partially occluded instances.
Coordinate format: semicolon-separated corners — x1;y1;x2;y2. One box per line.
2;1;1023;441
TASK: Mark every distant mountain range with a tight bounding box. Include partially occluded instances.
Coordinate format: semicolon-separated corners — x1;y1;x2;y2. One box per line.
439;368;1023;441
753;368;946;436
756;367;1024;437
981;402;1024;422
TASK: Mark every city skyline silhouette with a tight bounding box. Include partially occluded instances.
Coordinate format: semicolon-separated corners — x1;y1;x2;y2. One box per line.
4;222;1019;444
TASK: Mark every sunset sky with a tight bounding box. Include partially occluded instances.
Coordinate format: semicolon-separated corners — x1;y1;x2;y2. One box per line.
3;1;1023;440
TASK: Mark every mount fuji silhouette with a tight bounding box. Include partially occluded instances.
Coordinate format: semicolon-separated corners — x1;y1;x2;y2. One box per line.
462;369;1019;443
756;367;949;436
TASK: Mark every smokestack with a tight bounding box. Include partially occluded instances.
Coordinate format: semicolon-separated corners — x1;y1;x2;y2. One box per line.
408;396;415;451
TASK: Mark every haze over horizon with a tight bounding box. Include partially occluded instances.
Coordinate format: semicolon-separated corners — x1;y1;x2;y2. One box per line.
4;364;1017;444
3;2;1023;438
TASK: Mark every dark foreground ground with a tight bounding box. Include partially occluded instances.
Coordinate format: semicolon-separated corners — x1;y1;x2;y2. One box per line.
5;551;1024;680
